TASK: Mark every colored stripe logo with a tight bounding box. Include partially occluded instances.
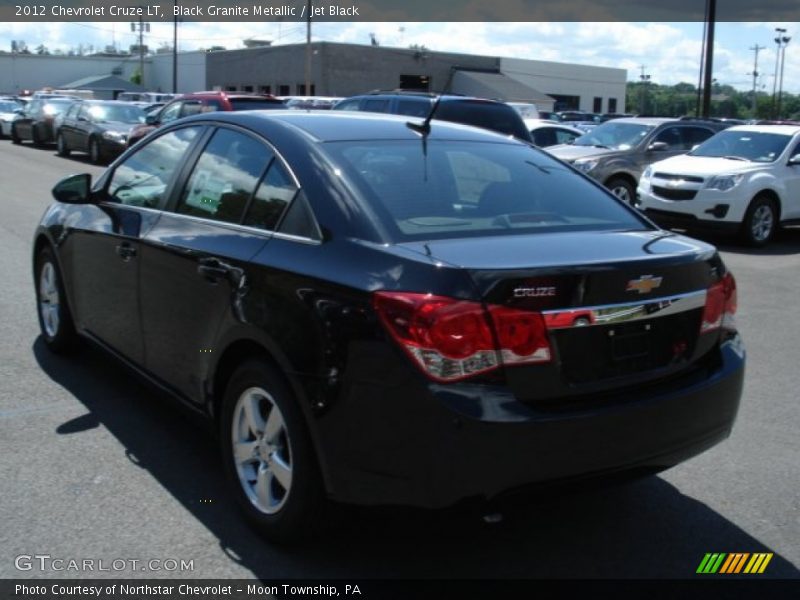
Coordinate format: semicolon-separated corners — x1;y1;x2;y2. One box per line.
696;552;773;574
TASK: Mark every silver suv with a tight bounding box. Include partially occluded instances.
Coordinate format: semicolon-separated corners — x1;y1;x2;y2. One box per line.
548;117;727;204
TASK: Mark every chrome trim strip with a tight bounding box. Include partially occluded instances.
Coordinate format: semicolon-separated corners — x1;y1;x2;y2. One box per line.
98;202;322;245
541;290;707;329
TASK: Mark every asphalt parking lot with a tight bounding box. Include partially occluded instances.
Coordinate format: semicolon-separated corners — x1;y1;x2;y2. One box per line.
0;138;798;581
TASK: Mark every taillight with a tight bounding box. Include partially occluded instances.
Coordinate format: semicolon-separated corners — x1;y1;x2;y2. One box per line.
373;292;552;382
701;272;737;334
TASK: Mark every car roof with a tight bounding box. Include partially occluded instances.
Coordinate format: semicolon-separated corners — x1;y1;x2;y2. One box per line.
182;109;526;144
523;118;582;132
724;124;800;135
607;117;676;126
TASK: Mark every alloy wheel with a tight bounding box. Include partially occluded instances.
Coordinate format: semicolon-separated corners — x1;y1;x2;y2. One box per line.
231;386;293;515
750;204;774;243
38;261;60;338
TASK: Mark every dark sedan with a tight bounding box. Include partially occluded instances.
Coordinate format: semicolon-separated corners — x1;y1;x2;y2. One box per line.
11;97;75;145
56;101;146;163
34;111;745;542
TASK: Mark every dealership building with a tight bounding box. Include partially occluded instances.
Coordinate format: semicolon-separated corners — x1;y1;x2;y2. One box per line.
0;41;626;113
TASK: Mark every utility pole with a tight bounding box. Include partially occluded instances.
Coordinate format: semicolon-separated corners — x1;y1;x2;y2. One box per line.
131;17;149;89
771;28;787;118
750;44;765;118
700;0;716;118
304;0;312;96
639;65;651;115
173;0;178;93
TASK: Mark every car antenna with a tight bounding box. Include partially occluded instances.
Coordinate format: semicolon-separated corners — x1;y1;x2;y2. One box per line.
406;96;442;180
406;95;442;138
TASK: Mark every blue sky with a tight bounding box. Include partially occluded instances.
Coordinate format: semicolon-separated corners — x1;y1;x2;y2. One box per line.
1;21;797;92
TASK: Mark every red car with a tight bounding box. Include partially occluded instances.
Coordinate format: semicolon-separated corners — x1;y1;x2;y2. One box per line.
126;91;285;147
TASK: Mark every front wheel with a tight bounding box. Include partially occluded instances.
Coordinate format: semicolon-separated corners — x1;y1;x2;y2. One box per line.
220;359;327;543
11;125;21;144
35;246;78;353
89;137;102;164
56;133;71;157
606;177;637;207
741;195;778;247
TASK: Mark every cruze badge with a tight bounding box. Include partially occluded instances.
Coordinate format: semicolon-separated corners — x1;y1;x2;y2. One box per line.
626;275;663;294
513;286;557;298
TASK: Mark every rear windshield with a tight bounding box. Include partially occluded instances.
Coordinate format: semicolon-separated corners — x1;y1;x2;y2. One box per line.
325;140;648;242
436;101;531;141
229;99;286;111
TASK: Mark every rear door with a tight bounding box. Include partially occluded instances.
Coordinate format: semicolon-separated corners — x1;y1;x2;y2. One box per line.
139;125;291;401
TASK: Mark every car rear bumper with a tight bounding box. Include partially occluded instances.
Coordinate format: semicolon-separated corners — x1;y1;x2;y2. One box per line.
317;336;745;508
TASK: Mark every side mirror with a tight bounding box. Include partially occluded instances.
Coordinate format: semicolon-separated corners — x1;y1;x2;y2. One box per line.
648;141;669;152
52;174;93;204
788;154;800;166
13;108;24;115
145;114;158;125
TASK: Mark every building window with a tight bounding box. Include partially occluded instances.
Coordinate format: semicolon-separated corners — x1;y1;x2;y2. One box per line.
259;85;272;94
226;86;237;92
548;94;580;111
593;97;602;113
608;98;618;113
278;84;291;96
243;85;254;93
399;74;431;91
296;83;316;95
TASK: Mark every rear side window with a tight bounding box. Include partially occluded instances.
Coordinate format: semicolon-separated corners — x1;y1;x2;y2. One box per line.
333;98;361;111
362;99;390;113
243;160;297;231
436;101;531;141
396;99;432;117
229;99;286;110
177;128;272;223
325;140;648;242
107;126;201;209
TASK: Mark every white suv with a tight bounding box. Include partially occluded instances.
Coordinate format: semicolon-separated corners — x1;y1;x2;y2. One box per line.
638;124;800;246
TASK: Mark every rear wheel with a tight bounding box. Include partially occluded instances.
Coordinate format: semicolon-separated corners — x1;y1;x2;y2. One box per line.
220;359;328;543
56;133;71;157
606;177;636;207
741;195;778;247
31;125;43;147
35;246;78;354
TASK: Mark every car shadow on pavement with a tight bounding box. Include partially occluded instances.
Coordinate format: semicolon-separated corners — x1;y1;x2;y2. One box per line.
34;337;799;580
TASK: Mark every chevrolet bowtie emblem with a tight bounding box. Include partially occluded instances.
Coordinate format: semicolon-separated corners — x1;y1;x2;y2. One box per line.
626;275;663;294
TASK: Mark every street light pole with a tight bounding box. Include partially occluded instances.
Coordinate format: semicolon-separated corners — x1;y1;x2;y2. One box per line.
771;28;786;118
777;33;791;119
750;44;765;118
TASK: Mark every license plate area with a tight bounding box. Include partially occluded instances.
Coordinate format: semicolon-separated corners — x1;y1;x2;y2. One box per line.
610;326;651;361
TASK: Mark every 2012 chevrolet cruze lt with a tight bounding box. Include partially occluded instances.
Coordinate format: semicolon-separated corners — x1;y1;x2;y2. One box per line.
33;111;745;541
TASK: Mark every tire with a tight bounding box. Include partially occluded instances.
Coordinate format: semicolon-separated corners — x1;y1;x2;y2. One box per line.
35;246;78;354
31;125;43;147
56;133;71;157
606;177;637;207
220;358;327;543
88;137;102;164
740;195;778;247
11;125;21;144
